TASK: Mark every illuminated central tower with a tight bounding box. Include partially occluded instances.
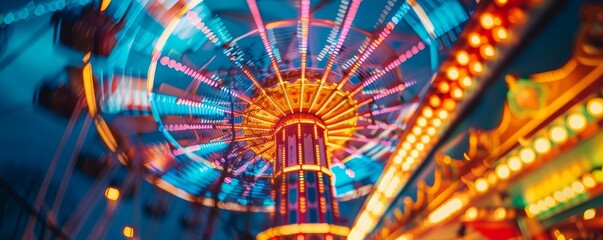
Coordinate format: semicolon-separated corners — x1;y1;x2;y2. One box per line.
270;113;342;239
251;78;357;240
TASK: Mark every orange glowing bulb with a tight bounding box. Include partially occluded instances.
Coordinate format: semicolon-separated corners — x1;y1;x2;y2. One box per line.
533;137;551;154
105;187;120;201
427;127;436;136
123;226;134;238
496;164;510;179
508;7;527;24
465;207;478;219
582;175;597;189
549;126;568;144
495;0;508;7
468;33;482;48
456;51;470;65
584;208;596;220
508;156;522;171
417;117;428;127
443;99;456;112
451;87;464;100
398;149;407;157
447;67;460;80
572;181;585;193
519;148;536;164
433;118;443;127
494;207;507;219
429;96;441;107
438;109;449;120
493;26;509;42
438;81;450;93
408;134;417;143
480;13;495;29
567;113;587;131
402;162;411;170
471;61;484;75
587;98;603;117
475;178;489;192
423;108;434;118
527;204;539;215
410;150;419;158
412;126;422;135
480;44;496;59
460;76;473;89
394;155;403;164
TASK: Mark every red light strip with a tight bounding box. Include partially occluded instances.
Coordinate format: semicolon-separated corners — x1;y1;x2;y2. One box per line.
246;0;295;114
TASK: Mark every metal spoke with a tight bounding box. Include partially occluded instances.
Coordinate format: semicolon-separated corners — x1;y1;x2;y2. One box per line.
247;0;295;114
184;9;285;118
315;2;412;115
309;0;363;113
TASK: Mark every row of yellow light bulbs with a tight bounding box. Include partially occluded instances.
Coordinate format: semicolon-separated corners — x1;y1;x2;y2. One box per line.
464;206;515;221
472;97;603;195
357;5;512;239
393;2;528;240
354;92;468;229
422;97;603;228
427;195;465;224
419;10;519;225
439;4;516;100
389;0;519;186
358;2;522;239
412;2;519;173
436;0;524;106
525;174;598;217
351;154;413;236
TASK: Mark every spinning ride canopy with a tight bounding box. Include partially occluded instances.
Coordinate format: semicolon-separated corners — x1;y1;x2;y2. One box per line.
89;0;473;211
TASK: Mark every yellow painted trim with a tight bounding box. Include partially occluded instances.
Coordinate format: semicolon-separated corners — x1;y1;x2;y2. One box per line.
276;164;333;177
257;223;350;240
82;63;97;116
